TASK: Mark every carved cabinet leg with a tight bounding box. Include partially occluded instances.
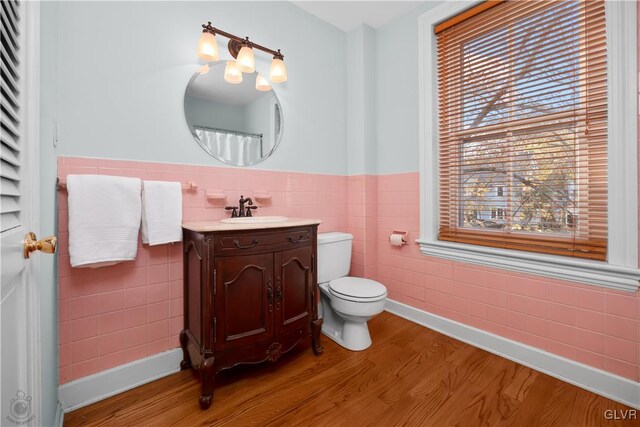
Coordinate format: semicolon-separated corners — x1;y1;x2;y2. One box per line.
311;318;324;355
199;357;215;410
179;329;192;370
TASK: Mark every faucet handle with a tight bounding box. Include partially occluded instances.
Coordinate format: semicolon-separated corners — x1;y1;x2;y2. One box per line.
246;206;258;217
225;206;238;218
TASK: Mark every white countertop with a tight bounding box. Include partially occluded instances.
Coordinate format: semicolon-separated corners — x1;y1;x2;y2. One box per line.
182;218;322;232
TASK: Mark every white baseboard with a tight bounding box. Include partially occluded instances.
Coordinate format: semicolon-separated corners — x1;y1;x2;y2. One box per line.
58;348;182;412
385;299;640;409
54;401;64;427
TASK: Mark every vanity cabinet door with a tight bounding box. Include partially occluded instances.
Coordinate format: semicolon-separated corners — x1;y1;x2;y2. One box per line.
214;253;274;351
275;246;312;337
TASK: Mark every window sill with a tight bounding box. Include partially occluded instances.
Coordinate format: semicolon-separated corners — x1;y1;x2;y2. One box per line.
417;239;640;292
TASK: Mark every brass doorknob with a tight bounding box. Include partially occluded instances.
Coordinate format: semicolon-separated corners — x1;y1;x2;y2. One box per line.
23;232;57;259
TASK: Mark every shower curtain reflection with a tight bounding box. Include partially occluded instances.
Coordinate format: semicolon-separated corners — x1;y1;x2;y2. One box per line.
194;126;263;166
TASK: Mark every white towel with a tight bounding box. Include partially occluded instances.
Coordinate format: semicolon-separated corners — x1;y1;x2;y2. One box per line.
141;180;183;246
67;174;142;268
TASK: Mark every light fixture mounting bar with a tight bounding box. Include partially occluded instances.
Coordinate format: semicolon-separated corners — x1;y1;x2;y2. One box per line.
202;22;284;59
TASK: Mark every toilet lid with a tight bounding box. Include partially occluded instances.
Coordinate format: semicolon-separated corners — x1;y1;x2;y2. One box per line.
328;277;387;301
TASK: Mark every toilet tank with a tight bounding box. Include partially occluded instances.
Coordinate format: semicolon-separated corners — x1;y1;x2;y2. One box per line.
317;232;353;284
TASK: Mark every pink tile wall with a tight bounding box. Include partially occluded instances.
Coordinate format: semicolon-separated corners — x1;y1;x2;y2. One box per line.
57;157;348;384
372;172;639;382
353;10;640;384
58;169;639;385
347;175;378;279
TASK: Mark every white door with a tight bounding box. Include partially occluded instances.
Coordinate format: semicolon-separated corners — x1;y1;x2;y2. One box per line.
1;1;45;426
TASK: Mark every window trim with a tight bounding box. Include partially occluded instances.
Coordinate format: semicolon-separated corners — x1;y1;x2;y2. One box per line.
417;0;639;292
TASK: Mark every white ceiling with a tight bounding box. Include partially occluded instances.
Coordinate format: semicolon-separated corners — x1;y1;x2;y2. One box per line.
291;1;423;33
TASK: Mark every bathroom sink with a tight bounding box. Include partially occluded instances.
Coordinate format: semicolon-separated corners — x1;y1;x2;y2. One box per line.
220;216;288;224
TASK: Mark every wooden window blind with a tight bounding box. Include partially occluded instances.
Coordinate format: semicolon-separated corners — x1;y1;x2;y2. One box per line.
436;0;607;261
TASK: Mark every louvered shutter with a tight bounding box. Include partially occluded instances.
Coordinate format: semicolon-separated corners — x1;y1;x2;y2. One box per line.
1;0;22;233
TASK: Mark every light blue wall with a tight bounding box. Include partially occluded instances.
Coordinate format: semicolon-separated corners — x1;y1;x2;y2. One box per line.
38;5;446;417
43;0;447;177
346;26;365;175
40;1;60;424
346;24;377;176
45;1;347;174
243;92;275;140
362;25;377;175
184;96;245;131
39;1;348;419
375;1;443;174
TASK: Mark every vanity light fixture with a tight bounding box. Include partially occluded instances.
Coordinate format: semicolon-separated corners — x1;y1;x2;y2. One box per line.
224;60;243;84
197;22;288;84
255;74;272;91
197;31;219;62
269;52;287;83
198;64;210;75
236;39;255;73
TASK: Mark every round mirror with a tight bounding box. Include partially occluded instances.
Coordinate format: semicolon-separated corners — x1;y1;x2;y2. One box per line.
184;63;284;166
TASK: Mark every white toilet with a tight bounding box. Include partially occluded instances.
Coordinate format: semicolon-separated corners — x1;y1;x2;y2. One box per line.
317;232;387;351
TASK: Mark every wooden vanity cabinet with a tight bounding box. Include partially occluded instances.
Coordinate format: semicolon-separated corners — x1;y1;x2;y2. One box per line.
179;224;323;410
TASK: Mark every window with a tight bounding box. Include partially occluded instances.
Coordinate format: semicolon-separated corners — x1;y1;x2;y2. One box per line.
491;208;506;220
437;0;606;261
418;0;639;291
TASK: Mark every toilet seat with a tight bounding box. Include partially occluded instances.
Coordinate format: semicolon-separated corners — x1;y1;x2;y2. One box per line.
328;277;387;302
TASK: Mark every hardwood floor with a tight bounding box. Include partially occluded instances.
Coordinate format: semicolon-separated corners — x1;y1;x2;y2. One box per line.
65;312;636;426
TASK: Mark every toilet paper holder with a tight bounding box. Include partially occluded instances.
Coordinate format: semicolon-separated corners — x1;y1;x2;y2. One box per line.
389;230;408;246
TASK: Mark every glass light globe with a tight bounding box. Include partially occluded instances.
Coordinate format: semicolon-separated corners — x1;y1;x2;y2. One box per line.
270;57;287;83
236;46;255;73
224;61;243;84
255;74;272;91
197;32;219;62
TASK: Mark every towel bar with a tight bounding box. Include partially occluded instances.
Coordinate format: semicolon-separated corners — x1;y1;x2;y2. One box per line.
181;182;198;191
57;178;66;191
57;178;198;191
